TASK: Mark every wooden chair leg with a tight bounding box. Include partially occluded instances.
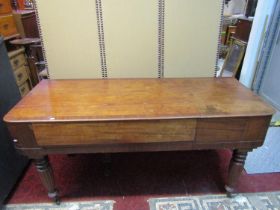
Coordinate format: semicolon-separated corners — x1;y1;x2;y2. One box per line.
34;156;60;204
225;149;249;197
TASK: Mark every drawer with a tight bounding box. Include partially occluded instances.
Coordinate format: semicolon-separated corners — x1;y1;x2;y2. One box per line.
32;119;196;146
0;15;17;37
196;117;271;143
19;81;30;97
0;0;12;15
9;51;26;69
14;65;29;86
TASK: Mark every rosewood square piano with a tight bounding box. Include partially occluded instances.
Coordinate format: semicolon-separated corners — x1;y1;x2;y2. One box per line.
4;78;274;203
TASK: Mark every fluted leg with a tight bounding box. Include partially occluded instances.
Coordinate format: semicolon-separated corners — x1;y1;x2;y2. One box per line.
225;149;249;197
34;156;60;204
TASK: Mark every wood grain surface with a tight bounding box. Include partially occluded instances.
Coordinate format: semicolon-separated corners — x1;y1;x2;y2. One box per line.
33;119;196;145
0;0;12;15
3;78;274;200
32;116;271;146
196;116;271;143
4;78;274;123
0;14;17;37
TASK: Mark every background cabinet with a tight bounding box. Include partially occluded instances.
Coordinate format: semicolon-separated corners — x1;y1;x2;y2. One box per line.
0;14;17;37
13;10;39;38
0;0;18;40
8;48;32;96
0;0;12;15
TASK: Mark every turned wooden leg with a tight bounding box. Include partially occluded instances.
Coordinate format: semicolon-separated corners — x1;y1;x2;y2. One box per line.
225;149;249;197
34;156;60;204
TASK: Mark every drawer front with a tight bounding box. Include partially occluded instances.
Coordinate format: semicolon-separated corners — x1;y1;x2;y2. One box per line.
19;81;30;97
196;116;271;143
14;65;29;86
0;15;17;37
33;119;196;146
10;53;26;69
0;0;12;15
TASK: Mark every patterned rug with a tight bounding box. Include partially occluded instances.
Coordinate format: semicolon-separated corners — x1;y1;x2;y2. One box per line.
148;192;280;210
3;200;114;210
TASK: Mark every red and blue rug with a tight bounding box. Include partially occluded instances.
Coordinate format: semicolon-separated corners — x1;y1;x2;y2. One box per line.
149;192;280;210
4;200;114;210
